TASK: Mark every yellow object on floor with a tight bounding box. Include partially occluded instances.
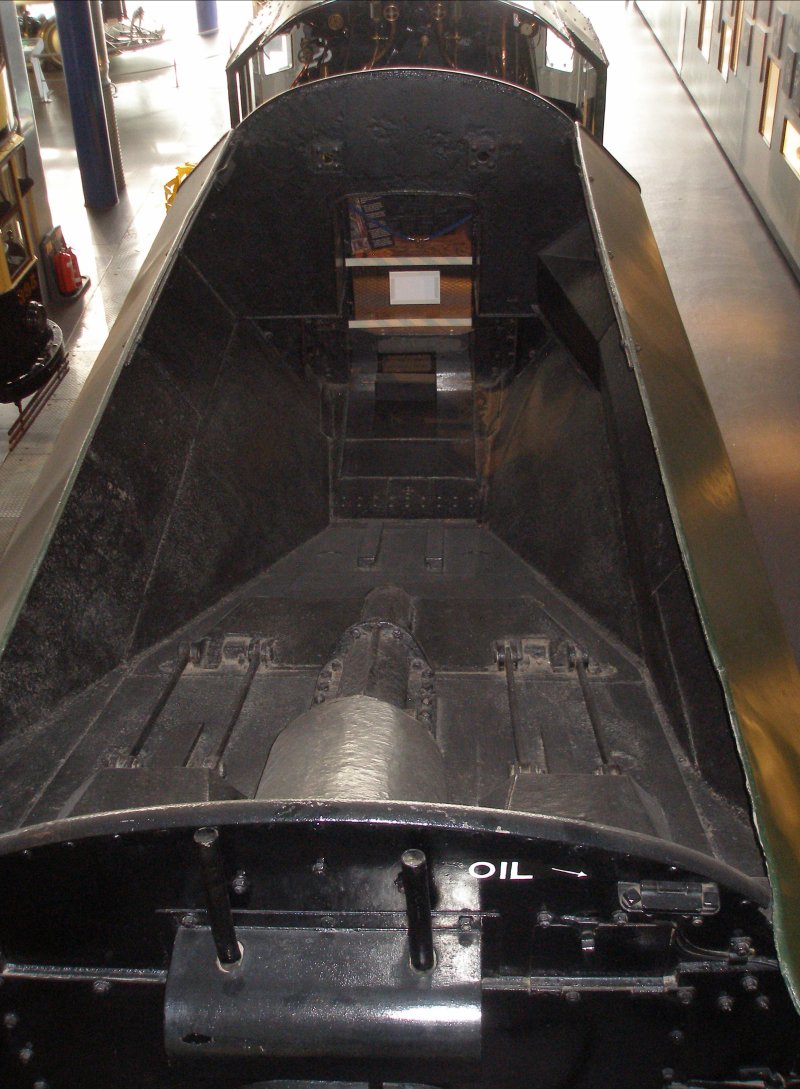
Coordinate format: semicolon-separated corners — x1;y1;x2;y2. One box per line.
164;162;196;211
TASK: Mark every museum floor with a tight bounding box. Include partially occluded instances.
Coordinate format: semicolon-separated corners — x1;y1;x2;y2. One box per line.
1;0;798;661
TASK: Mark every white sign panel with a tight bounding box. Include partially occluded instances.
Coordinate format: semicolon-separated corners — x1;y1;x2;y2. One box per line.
389;270;441;305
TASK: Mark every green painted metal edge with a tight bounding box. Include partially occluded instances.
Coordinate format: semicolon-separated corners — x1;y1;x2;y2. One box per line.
577;127;800;1011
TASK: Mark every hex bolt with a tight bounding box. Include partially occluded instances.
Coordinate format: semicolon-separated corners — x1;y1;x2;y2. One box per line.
611;910;628;925
4;1012;19;1029
459;915;474;931
33;1081;49;1089
537;910;554;928
92;978;111;995
717;993;734;1013
18;1045;33;1064
181;913;200;929
691;916;704;927
755;994;771;1011
312;858;326;875
231;870;251;896
741;974;759;993
732;938;751;958
677;987;695;1006
564;989;581;1004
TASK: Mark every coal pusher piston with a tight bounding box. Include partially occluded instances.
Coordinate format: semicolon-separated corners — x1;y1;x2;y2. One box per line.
164;587;482;1071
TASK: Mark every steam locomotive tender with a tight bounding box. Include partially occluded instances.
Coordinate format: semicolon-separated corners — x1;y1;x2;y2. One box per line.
1;3;799;1087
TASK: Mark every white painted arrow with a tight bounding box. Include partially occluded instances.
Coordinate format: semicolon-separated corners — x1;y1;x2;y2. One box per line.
552;867;589;878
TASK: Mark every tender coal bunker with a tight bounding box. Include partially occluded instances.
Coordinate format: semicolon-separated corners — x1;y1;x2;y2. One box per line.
0;68;751;849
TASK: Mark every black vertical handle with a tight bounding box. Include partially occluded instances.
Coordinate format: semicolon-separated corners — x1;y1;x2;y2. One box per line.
401;849;435;971
194;827;241;966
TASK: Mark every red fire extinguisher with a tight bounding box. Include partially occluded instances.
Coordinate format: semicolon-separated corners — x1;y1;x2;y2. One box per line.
54;246;82;295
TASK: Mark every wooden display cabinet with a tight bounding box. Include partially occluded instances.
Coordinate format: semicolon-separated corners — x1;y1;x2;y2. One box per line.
347;222;474;333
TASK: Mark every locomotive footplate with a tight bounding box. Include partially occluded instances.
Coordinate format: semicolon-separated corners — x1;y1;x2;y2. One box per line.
164;922;482;1061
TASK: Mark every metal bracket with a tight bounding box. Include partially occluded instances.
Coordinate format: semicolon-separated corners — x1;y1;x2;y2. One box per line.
468;133;499;171
165;924;481;1061
187;634;275;672
618;880;720;916
311;139;343;172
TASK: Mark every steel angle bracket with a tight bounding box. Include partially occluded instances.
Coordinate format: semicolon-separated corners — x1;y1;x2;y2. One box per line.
165;924;482;1063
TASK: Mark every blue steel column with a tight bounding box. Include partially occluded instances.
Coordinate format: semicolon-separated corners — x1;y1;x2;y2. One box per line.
196;1;219;36
53;0;118;209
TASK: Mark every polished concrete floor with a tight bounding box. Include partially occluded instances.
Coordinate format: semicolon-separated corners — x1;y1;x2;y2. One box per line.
1;1;798;660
